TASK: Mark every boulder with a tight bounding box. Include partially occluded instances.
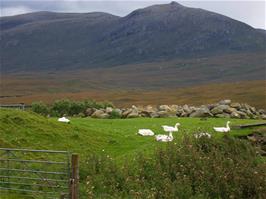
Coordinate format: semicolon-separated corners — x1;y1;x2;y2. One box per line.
180;111;189;117
246;109;255;118
144;105;157;112
219;99;231;105
91;110;109;119
140;105;157;117
242;103;252;111
207;103;217;110
183;104;191;113
85;108;96;116
258;109;266;115
215;113;230;118
230;102;241;110
127;109;139;118
189;107;212;118
158;105;171;112
230;112;241;119
176;108;185;117
237;111;250;119
261;115;266;120
169;105;179;112
224;107;237;114
150;112;160;118
211;105;229;115
105;107;113;114
122;109;133;118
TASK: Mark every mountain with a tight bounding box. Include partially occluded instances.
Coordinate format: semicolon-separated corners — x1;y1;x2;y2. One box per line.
1;1;265;73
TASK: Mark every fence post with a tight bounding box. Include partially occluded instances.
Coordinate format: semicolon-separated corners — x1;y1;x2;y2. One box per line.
70;154;79;199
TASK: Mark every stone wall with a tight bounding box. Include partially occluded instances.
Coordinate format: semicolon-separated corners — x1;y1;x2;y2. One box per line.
84;99;266;119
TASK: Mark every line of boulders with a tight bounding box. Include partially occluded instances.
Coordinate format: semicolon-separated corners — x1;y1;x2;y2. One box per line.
84;99;266;120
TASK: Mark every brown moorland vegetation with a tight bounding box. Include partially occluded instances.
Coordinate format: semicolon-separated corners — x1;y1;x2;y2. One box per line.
1;80;265;109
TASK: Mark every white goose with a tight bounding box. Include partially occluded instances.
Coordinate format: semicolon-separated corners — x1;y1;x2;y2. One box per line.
155;132;173;142
162;123;180;133
58;117;70;123
138;129;155;136
213;121;231;133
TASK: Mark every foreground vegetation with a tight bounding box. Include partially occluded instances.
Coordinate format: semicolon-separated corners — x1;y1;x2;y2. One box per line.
86;137;266;198
0;109;265;198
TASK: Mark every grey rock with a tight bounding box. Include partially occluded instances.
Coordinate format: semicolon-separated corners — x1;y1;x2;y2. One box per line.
237;111;250;119
183;104;191;113
127;110;139;118
211;105;229;115
91;110;109;119
85;108;96;116
125;106;139;118
215;113;230;118
176;109;184;117
258;109;266;114
159;105;171;111
150;112;160;118
105;107;113;114
219;99;231;105
189;107;212;118
224;107;237;114
122;109;132;118
230;112;241;119
230;102;241;109
261;115;266;120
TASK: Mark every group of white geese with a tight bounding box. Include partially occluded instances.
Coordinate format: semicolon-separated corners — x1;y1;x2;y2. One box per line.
138;121;231;142
57;116;231;142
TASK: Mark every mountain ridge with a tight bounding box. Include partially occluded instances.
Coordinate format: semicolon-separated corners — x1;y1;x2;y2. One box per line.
0;2;265;73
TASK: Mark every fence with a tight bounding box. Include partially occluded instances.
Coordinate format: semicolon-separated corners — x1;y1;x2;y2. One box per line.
0;104;30;110
0;148;79;199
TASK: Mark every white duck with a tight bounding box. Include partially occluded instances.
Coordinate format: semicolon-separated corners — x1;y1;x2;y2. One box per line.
213;121;230;133
155;132;173;142
162;123;180;133
138;129;155;136
58;117;70;123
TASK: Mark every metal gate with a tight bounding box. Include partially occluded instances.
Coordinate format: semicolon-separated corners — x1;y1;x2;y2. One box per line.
0;148;79;199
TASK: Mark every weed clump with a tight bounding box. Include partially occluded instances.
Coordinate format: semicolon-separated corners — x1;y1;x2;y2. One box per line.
86;136;266;198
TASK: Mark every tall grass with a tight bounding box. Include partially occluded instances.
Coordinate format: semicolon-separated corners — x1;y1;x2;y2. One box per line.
86;136;266;199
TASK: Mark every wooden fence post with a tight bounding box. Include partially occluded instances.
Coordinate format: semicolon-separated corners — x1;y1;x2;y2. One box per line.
70;154;79;199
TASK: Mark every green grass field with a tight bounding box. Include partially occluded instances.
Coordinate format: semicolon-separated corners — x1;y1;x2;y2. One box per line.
0;108;265;198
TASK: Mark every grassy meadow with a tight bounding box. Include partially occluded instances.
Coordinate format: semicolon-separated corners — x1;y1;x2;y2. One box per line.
0;108;266;198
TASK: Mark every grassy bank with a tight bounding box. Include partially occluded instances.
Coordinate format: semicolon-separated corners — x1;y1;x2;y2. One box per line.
0;109;265;198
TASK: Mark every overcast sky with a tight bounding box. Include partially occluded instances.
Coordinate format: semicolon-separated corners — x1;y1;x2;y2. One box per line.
0;0;265;29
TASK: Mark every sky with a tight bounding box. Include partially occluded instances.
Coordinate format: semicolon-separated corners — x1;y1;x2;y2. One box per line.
0;0;265;29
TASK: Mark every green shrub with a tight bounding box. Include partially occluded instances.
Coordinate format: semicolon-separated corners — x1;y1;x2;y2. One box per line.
31;102;49;115
109;110;121;119
69;101;85;116
31;99;115;117
85;136;266;198
51;99;71;117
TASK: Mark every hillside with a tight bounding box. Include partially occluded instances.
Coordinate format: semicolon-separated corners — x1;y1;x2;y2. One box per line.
1;2;265;73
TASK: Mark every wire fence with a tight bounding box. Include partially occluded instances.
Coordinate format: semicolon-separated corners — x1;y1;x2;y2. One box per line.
0;148;72;199
0;104;31;110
